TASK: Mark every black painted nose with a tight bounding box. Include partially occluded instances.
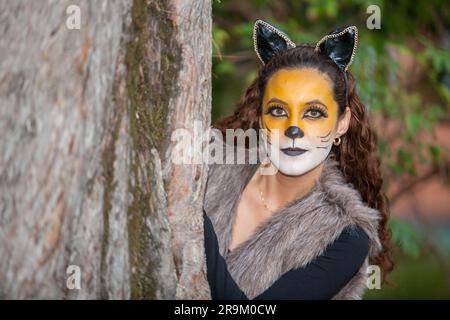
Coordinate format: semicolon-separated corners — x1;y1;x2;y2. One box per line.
284;126;304;139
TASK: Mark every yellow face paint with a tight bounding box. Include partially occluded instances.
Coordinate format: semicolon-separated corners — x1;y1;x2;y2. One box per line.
260;68;340;176
262;68;338;142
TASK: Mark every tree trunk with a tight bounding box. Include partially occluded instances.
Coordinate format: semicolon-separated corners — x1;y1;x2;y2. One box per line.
0;0;211;299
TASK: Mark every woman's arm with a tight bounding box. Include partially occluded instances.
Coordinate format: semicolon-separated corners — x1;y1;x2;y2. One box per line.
204;211;246;299
203;211;369;300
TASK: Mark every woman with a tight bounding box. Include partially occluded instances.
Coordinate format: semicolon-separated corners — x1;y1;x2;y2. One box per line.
203;20;393;300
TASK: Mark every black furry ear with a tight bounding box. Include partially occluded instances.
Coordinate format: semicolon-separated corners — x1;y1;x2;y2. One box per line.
315;26;358;71
253;20;296;65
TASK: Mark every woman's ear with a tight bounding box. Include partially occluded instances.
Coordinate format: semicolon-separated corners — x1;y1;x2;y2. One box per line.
336;106;351;136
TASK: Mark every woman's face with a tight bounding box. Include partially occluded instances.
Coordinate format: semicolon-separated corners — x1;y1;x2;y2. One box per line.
260;67;345;176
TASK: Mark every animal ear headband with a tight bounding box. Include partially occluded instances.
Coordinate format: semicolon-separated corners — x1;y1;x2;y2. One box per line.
253;19;358;105
253;19;358;72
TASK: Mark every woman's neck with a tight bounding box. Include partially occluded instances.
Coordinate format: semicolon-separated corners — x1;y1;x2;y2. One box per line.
258;161;325;212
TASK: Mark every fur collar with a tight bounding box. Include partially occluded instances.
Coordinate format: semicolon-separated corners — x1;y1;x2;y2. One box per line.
204;148;382;299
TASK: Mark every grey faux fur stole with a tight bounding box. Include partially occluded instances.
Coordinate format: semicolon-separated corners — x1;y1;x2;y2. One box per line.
204;147;382;300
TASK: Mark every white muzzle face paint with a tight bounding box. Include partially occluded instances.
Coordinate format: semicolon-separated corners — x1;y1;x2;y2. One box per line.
261;128;333;176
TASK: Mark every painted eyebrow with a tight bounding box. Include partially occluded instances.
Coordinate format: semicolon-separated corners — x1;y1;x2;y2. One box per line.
267;98;288;105
305;99;328;108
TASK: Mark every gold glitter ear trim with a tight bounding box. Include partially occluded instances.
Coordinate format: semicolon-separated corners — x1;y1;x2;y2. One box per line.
253;19;296;65
314;26;358;72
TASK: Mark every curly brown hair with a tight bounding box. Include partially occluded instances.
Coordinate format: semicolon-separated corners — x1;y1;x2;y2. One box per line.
215;44;394;283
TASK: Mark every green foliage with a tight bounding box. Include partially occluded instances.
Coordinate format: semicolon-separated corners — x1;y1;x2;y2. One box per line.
389;218;424;259
364;250;450;299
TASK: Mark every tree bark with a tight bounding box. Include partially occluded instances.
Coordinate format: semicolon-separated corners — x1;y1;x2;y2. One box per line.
0;0;211;299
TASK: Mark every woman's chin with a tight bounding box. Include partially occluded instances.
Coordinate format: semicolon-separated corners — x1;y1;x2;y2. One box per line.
270;151;326;176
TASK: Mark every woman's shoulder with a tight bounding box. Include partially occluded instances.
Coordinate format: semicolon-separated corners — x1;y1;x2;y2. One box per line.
319;158;382;257
330;225;370;259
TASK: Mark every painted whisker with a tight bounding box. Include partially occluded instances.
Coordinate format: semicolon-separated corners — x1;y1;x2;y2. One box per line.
317;130;331;138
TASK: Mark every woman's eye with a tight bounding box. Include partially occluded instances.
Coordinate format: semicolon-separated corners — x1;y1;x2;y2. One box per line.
267;106;287;117
304;107;327;119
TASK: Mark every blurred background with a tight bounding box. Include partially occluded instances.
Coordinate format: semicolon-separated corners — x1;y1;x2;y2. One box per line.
211;0;450;299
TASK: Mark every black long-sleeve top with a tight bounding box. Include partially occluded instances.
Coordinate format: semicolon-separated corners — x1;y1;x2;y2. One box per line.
203;211;369;300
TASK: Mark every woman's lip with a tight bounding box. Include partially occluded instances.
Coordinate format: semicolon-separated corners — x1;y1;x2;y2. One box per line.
281;148;308;156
